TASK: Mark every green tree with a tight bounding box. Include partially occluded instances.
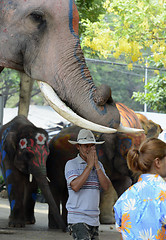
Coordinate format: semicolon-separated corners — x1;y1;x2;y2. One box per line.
75;0;106;35
0;68;20;107
132;72;166;113
81;0;166;67
86;59;149;111
81;0;166;112
0;69;44;108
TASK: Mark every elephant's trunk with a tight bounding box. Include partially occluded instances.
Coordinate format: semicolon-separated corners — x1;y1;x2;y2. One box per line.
27;2;120;132
35;41;120;132
32;171;66;231
51;44;120;130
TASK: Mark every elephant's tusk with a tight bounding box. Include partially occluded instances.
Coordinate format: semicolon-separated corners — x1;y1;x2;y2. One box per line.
46;177;50;182
29;174;33;182
117;125;144;134
37;81;117;134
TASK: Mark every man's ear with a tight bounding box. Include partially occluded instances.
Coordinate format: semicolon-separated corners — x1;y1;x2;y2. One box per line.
154;157;161;169
76;144;80;150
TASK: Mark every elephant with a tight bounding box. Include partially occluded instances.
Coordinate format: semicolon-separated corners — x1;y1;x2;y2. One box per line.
136;113;163;138
0;0;123;134
0;115;65;230
46;102;145;228
0;0;144;136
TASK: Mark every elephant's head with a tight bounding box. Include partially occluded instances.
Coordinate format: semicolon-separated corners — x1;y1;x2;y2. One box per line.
0;0;129;134
15;126;49;177
135;113;163;138
4;116;66;230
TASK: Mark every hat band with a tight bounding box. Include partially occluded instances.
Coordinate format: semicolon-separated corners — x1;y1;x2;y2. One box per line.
78;137;94;142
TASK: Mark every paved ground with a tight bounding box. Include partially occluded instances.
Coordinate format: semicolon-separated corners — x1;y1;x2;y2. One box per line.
0;197;120;240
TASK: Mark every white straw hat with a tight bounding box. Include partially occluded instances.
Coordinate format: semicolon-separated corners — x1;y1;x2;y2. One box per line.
68;129;105;145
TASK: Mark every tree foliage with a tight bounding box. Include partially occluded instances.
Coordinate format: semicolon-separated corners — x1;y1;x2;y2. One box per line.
81;0;166;67
81;0;166;112
132;72;166;113
75;0;106;35
0;69;44;108
0;68;20;107
86;59;146;111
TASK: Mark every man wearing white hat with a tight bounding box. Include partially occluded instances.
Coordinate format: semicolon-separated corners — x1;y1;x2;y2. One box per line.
65;129;111;240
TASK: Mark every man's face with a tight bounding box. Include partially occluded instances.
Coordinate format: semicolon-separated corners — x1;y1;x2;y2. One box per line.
77;144;95;161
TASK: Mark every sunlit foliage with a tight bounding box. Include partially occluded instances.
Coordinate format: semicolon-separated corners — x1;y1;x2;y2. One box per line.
81;0;166;67
133;72;166;113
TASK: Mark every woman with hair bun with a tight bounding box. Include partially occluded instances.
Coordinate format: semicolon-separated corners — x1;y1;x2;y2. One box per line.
114;138;166;240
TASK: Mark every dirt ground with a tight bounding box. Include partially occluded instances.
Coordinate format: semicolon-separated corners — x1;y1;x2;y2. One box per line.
0;197;121;240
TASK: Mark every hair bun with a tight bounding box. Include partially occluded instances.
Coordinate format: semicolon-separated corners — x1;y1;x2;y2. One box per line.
136;149;140;155
127;148;140;172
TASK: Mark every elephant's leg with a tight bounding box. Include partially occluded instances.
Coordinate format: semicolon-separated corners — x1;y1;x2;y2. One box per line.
61;190;68;226
48;205;60;229
6;168;26;227
48;183;61;229
112;176;132;197
99;183;118;224
24;177;38;224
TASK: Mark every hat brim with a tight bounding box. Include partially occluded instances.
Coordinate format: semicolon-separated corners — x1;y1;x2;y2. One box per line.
68;140;105;145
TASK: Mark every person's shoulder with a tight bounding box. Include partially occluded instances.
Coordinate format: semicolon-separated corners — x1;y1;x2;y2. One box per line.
65;156;78;166
116;184;138;202
98;161;105;169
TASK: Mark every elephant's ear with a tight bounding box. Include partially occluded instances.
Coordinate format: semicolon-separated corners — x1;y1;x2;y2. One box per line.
4;132;17;160
4;131;27;173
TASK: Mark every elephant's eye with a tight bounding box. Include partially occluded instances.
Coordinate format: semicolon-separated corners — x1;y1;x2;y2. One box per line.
23;151;34;160
30;11;45;25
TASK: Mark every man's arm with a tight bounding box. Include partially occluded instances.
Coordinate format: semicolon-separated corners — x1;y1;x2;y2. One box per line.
70;165;92;192
70;144;111;192
92;147;111;191
95;165;111;191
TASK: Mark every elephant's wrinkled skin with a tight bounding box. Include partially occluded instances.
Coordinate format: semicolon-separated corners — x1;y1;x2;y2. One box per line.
0;0;120;130
0;116;65;229
46;103;145;227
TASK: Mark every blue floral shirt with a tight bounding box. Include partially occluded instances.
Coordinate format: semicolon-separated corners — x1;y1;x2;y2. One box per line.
114;174;166;240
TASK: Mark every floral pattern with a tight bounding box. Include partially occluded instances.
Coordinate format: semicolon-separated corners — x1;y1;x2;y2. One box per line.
139;228;155;240
114;174;166;240
35;133;46;145
19;138;28;149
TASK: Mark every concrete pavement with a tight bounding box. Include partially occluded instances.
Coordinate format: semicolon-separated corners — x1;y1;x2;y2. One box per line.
0;197;120;240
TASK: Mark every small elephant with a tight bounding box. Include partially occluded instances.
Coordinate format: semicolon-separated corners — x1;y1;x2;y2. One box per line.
46;103;146;227
0;115;65;229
